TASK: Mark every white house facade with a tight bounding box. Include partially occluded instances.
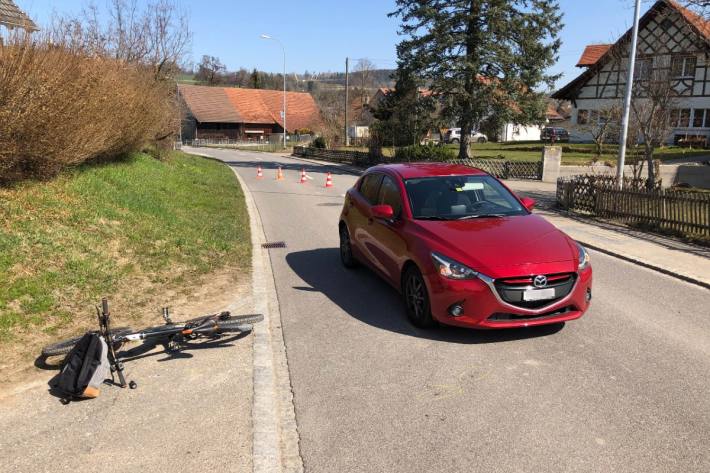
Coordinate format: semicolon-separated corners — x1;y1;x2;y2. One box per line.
552;0;710;144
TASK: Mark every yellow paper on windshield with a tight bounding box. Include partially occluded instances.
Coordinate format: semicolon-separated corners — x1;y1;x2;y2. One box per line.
456;182;484;192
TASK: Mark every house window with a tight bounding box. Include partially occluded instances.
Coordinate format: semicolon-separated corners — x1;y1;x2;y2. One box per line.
577;109;589;125
671;55;697;79
705;110;710;128
693;109;706;128
679;108;691;127
634;58;653;80
589;110;600;124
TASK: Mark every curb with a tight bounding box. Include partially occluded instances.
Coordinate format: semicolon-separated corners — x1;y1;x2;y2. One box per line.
229;165;304;473
578;240;710;290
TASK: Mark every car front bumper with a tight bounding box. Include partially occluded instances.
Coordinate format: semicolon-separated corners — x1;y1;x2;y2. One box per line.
425;267;593;329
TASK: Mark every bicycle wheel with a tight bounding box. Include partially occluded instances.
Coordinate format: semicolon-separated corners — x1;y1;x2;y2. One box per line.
184;312;263;325
41;327;133;357
216;314;264;332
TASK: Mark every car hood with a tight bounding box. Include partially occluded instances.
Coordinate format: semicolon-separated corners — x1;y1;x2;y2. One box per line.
413;214;578;275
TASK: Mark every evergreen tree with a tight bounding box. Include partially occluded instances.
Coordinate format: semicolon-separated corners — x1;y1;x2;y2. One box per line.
391;0;563;158
250;68;261;89
371;67;438;147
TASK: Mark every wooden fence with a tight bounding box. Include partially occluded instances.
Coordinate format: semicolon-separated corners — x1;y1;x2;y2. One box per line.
292;146;543;180
557;175;710;241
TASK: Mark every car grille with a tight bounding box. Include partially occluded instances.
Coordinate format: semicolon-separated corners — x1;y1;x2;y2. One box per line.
493;273;576;309
488;306;575;322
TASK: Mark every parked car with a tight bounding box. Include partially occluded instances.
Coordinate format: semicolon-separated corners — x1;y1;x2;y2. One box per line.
444;128;488;144
338;163;592;329
541;127;570;142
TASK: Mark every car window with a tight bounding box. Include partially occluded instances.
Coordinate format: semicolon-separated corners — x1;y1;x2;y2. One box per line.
377;176;403;218
404;175;526;220
359;173;384;205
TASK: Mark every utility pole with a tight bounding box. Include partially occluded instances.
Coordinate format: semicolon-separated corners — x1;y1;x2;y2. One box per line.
260;34;287;148
345;57;350;147
616;0;642;190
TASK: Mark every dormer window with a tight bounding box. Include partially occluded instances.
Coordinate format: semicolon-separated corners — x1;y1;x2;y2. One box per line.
671;55;696;79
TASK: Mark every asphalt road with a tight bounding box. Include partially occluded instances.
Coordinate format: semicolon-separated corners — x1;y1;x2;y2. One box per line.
195;147;710;473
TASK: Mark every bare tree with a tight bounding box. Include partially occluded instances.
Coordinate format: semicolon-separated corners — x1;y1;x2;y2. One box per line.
628;62;678;186
578;106;622;159
50;0;191;80
195;55;225;85
354;59;375;122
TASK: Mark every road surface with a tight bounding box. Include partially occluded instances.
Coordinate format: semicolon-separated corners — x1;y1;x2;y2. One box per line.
196;147;710;473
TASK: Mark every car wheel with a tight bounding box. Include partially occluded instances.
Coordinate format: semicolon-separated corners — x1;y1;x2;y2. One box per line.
477;137;487;143
451;138;459;144
403;266;436;328
339;224;357;268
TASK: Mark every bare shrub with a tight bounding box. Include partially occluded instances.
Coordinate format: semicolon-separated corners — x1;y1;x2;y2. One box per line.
0;1;190;182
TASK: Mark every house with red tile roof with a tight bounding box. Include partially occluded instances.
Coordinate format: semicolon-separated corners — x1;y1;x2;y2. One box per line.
178;84;322;141
552;0;710;144
0;0;37;32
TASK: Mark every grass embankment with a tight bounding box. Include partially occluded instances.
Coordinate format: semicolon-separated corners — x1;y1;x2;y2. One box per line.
336;142;710;165
0;152;250;368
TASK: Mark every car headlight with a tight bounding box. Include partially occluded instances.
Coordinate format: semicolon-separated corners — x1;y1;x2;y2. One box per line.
577;243;590;270
431;252;479;280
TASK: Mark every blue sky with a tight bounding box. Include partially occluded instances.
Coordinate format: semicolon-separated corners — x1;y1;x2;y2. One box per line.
21;0;647;90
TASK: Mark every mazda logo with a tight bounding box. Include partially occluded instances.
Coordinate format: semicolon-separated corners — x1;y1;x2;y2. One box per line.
533;275;548;288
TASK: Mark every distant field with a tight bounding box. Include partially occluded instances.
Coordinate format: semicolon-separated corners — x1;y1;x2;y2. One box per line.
335;142;710;165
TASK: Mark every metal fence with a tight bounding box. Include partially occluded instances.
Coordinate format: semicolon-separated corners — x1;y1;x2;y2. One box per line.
557;175;710;241
293;146;543;180
449;159;542;180
292;146;377;167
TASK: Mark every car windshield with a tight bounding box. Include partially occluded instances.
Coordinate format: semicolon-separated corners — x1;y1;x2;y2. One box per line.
404;175;527;220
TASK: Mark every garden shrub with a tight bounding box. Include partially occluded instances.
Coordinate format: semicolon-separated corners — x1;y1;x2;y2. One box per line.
394;144;455;162
312;136;327;149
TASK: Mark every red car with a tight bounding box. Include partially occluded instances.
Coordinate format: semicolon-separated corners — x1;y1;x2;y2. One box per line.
338;163;592;329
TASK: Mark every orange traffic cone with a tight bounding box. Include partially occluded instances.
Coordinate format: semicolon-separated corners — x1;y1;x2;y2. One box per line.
276;167;284;180
256;166;263;179
299;168;307;184
325;172;333;188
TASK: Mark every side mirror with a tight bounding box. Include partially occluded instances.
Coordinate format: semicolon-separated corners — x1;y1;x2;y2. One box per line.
520;197;536;211
372;204;394;220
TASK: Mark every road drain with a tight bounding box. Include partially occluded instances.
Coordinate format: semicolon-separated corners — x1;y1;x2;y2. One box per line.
262;241;286;249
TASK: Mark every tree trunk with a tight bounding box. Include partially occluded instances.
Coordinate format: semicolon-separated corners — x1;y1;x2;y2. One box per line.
645;143;655;189
459;120;472;159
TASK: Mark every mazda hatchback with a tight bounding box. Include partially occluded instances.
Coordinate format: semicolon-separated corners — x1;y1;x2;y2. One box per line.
338;163;592;329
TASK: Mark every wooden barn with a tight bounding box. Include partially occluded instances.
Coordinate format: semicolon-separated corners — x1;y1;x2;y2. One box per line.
178;84;322;141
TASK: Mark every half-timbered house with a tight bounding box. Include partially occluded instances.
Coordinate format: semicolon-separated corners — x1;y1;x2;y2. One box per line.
552;0;710;144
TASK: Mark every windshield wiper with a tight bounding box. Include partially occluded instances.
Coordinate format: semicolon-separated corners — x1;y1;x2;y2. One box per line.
416;216;451;221
455;214;508;220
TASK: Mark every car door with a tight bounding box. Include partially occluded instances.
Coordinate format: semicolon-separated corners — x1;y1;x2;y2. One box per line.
348;172;384;264
366;174;409;285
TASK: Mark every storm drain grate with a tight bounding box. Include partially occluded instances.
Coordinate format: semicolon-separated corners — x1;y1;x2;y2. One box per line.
262;241;287;249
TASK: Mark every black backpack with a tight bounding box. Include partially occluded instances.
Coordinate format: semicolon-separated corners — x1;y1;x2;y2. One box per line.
52;332;110;400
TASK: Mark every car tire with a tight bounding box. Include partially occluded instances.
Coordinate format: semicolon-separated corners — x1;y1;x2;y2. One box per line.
477;137;487;143
403;266;436;328
339;224;357;269
450;138;459;144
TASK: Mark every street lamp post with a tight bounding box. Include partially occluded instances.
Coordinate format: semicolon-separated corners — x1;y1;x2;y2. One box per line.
616;0;642;190
260;34;287;149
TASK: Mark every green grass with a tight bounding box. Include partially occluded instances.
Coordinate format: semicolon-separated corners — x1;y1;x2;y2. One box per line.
0;151;250;346
336;142;710;165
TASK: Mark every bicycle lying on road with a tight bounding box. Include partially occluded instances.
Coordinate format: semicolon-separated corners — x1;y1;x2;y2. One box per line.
41;298;263;400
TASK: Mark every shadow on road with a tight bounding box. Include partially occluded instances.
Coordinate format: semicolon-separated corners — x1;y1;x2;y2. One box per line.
286;248;564;345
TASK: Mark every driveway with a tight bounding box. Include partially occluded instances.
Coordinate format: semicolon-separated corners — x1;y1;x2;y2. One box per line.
193;147;710;473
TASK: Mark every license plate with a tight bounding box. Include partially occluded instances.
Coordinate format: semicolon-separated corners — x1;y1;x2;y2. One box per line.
523;288;556;301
